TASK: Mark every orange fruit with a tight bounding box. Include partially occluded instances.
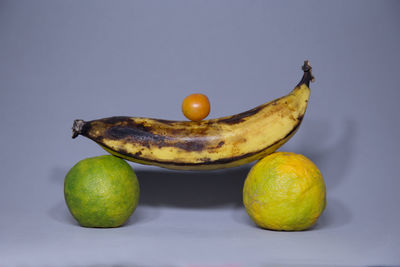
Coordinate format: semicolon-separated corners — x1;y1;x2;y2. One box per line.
181;93;210;121
243;152;326;231
64;155;140;228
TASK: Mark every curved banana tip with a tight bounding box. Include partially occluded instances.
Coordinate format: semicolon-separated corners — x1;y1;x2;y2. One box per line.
72;119;85;139
298;60;315;87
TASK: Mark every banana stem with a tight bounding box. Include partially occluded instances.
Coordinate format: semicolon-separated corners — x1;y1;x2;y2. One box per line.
72;119;85;139
297;60;315;87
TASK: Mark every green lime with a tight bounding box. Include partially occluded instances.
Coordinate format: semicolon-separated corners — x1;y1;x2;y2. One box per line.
243;152;326;231
64;155;140;228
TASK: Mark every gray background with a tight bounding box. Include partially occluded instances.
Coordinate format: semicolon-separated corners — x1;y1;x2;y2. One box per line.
0;0;399;266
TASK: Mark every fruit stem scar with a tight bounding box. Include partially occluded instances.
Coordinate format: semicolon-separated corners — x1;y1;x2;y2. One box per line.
72;119;85;138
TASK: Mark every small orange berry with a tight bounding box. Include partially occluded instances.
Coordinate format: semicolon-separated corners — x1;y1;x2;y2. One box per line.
181;93;210;121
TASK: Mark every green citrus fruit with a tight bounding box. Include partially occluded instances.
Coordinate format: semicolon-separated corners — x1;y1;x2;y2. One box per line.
64;155;140;228
243;152;326;231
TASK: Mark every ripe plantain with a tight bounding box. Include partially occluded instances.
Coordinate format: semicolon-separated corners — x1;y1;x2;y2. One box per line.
72;61;314;170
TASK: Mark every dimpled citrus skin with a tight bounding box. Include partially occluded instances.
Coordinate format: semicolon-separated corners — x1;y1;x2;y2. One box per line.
64;155;139;228
243;152;326;231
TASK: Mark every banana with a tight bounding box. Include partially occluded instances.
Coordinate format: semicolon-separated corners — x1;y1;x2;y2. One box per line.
72;61;314;170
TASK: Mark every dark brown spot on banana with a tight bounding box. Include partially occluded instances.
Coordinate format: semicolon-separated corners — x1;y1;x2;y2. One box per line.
216;141;225;148
297;114;304;121
173;140;206;152
218;106;263;125
153;118;179;125
79;121;105;143
101;116;132;125
107;125;153;140
198;157;212;163
134;151;142;157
